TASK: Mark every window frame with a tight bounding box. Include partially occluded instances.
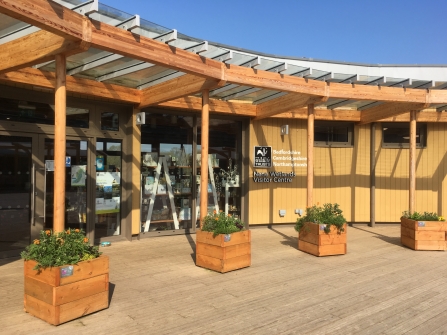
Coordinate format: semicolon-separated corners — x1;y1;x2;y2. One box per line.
381;122;427;149
314;121;354;148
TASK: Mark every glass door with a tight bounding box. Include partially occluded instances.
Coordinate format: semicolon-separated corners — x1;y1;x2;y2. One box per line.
0;135;33;258
41;138;89;231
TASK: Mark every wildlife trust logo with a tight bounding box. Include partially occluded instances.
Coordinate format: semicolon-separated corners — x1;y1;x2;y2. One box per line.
254;146;272;168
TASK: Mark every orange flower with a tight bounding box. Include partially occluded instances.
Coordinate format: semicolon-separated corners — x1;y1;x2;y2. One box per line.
219;210;223;213
33;239;40;245
66;230;70;234
45;230;51;236
75;229;80;233
215;218;218;221
213;210;217;214
228;214;232;217
83;237;88;243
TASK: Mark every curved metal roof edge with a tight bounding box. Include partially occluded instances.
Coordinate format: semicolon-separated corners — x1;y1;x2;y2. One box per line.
206;40;447;69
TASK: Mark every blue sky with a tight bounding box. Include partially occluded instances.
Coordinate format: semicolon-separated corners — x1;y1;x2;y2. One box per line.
101;0;446;65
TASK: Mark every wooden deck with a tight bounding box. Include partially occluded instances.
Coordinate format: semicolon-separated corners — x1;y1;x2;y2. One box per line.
1;224;447;334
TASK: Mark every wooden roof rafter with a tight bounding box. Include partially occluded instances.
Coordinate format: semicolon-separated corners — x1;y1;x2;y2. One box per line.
0;0;446;106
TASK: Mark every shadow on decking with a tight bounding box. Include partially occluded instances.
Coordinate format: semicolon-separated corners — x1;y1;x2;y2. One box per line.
350;225;401;246
268;226;298;249
185;233;196;264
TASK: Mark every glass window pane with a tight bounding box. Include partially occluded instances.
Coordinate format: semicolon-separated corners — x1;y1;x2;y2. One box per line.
95;139;122;240
101;112;119;131
0;98;89;128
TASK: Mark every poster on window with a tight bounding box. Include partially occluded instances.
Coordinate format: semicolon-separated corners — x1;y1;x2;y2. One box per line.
71;165;87;186
95;172;120;214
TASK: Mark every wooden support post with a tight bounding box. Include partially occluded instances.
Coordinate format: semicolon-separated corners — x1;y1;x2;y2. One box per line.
370;122;376;227
132;108;142;235
307;104;314;207
53;54;66;233
200;90;210;227
409;110;417;213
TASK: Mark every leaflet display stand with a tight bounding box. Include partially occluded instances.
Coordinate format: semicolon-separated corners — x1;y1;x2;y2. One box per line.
143;156;178;232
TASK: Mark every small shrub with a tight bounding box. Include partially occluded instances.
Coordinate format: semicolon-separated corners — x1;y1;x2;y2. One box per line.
295;203;346;234
401;211;445;222
21;229;102;270
201;210;245;237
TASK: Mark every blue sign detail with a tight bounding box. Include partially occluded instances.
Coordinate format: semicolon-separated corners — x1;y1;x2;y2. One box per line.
65;156;71;167
418;222;426;227
224;234;231;242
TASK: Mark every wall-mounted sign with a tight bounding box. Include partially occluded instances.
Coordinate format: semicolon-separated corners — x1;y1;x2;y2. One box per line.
253;171;296;183
254;146;272;168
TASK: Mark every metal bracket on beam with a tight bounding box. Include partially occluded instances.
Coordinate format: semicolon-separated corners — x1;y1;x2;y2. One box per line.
184;41;208;54
73;0;99;16
339;74;360;84
436;105;447;112
243;57;261;69
118;15;141;31
413;81;434;89
314;72;334;82
388;78;412;88
213;51;233;63
154;29;177;44
434;82;447;90
266;63;288;73
290;68;312;78
365;77;386;86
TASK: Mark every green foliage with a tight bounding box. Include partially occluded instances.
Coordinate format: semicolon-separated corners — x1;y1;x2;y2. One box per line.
295;203;346;234
401;211;445;221
21;229;101;270
201;210;245;237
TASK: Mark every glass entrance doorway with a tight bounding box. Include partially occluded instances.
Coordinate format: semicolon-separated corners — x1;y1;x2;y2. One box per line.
42;138;88;231
0;133;93;258
0;135;32;258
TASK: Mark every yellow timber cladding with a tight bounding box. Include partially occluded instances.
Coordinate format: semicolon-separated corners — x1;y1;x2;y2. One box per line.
249;119;447;225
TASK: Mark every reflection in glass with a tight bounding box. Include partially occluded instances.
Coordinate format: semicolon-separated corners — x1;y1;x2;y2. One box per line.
140;113;194;233
0;136;32;254
95;139;122;240
101;112;119;131
44;139;88;231
0;98;89;128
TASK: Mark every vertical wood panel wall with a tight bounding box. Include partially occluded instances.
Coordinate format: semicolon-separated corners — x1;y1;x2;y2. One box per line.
375;123;447;222
249;119;371;225
249;120;447;225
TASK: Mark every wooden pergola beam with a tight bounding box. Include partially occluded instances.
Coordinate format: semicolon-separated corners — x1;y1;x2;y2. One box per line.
378;111;447;122
0;30;89;75
273;109;361;121
0;68;140;104
139;75;225;108
0;0;91;42
2;1;447;105
255;93;324;120
156;96;256;116
358;102;427;125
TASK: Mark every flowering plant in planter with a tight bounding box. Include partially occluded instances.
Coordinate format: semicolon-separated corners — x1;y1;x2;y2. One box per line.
201;210;244;236
21;228;101;270
295;203;346;234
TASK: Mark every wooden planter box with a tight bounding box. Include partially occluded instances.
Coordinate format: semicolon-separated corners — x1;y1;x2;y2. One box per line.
401;218;447;251
24;255;109;325
298;223;347;257
196;230;251;273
